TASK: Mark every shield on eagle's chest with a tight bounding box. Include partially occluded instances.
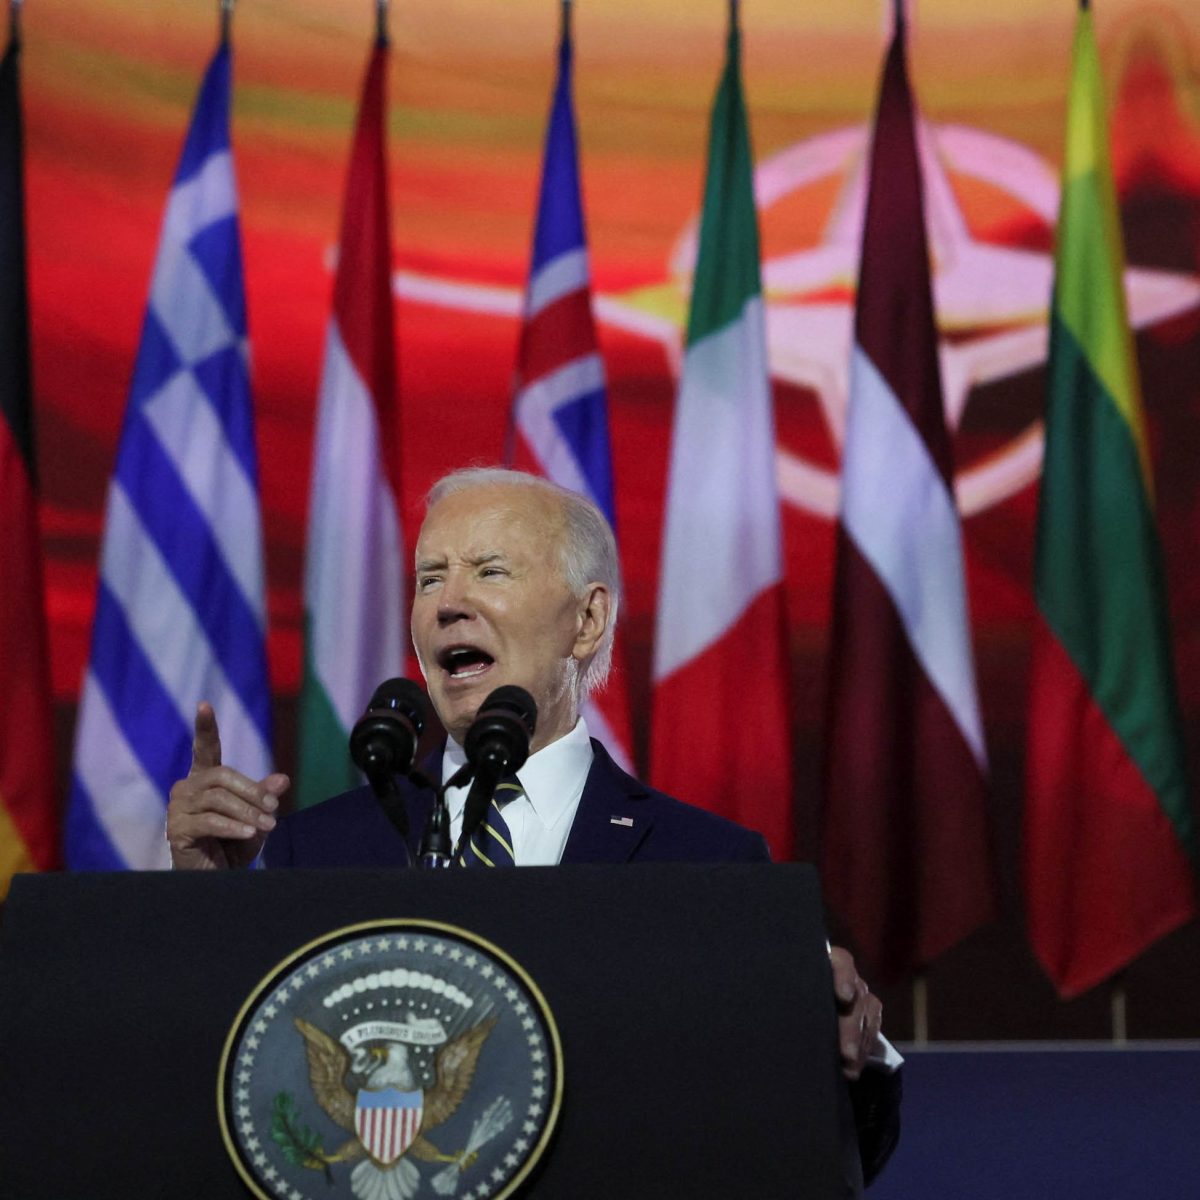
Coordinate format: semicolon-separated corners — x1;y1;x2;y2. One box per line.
355;1088;424;1165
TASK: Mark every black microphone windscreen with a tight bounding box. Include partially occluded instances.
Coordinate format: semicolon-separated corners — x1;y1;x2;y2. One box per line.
477;685;538;734
367;677;428;723
463;685;538;778
349;677;428;780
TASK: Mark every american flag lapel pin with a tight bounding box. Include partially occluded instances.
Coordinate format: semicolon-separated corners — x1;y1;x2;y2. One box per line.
610;816;634;827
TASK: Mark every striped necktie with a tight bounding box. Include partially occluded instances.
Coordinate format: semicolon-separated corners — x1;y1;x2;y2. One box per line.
459;779;522;868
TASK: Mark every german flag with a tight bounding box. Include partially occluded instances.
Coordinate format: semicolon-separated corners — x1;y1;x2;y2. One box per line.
0;24;56;896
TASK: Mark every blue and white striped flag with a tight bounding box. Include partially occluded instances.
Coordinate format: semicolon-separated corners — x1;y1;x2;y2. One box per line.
66;43;271;870
511;2;632;770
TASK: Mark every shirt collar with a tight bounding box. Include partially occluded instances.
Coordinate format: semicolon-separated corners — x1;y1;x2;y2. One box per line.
442;716;594;831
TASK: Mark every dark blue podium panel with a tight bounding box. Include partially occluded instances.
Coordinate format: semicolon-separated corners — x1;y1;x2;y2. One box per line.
870;1045;1200;1200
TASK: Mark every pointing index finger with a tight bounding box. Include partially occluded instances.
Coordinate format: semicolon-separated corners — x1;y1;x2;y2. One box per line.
191;702;222;772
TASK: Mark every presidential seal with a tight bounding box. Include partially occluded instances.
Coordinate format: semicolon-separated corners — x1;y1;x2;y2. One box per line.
219;920;563;1200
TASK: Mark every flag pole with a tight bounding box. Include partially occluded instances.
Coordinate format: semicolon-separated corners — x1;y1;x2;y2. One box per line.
1111;973;1127;1043
912;972;929;1044
9;0;23;45
376;0;388;47
219;0;233;44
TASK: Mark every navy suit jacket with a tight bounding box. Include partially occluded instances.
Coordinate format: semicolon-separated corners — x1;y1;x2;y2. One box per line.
263;739;900;1186
264;739;769;868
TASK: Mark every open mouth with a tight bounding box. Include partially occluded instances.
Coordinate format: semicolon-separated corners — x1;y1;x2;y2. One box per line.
437;645;495;680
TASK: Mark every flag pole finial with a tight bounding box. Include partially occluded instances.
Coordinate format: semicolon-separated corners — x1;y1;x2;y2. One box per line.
376;0;389;46
219;0;234;44
560;0;572;41
9;0;24;44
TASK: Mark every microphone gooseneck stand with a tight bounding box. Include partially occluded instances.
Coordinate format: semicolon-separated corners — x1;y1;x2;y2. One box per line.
362;762;460;871
418;765;466;869
355;682;538;869
454;685;538;859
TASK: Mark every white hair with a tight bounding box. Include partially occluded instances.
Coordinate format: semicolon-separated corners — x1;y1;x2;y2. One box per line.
425;467;621;697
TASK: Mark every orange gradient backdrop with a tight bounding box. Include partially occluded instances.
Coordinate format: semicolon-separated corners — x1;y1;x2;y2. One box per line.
20;0;1200;828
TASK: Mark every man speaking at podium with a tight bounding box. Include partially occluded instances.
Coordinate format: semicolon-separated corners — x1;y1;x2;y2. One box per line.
166;467;902;1185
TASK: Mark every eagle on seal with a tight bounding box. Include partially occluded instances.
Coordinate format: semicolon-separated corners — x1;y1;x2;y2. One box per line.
294;1015;497;1200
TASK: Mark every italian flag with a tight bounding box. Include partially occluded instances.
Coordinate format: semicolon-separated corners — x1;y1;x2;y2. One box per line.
296;39;405;807
1025;6;1197;998
651;9;793;859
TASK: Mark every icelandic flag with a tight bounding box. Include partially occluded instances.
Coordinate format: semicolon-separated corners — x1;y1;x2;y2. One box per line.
511;7;632;770
66;42;272;869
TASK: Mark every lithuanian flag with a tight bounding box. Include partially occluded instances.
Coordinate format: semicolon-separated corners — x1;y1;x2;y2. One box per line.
1025;4;1197;999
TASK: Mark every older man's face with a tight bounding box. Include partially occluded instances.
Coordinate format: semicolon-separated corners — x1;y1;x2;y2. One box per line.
411;484;602;751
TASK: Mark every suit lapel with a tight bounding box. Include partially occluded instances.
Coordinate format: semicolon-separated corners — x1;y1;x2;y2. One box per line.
560;740;655;865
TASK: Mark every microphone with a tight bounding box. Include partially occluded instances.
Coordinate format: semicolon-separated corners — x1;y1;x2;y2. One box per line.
349;678;428;840
464;685;538;776
457;686;538;856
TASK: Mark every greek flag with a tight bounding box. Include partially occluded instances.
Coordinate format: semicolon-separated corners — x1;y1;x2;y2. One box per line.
66;43;272;870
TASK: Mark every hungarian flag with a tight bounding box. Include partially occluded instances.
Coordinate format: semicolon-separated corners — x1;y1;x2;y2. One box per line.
1025;6;1196;999
651;7;793;859
820;11;994;980
510;2;632;771
296;36;404;807
0;26;57;895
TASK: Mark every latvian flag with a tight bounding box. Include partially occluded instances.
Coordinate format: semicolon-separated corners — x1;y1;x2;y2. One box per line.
511;2;632;771
1025;4;1196;998
651;5;793;859
296;33;404;808
820;9;994;979
66;40;272;869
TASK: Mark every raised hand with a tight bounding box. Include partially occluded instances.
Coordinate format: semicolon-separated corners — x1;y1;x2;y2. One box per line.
165;703;290;870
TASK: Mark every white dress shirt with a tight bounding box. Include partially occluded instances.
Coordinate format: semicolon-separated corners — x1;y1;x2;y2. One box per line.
442;716;594;866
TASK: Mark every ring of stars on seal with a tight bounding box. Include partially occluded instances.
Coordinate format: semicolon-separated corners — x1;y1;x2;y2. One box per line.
219;919;563;1200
